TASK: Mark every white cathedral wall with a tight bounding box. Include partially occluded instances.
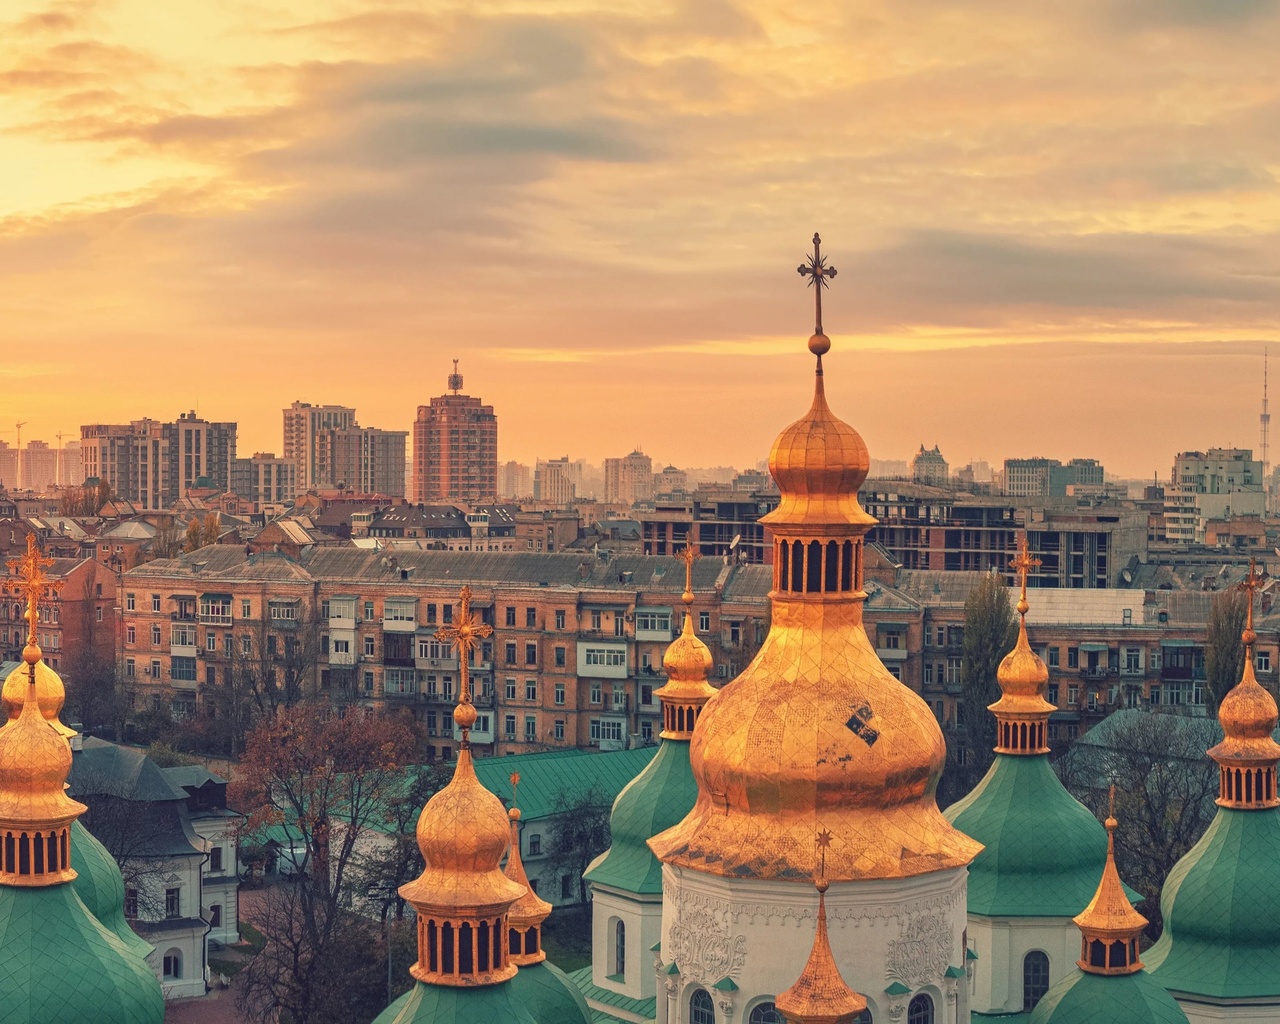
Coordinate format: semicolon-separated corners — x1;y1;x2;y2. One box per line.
966;915;1079;1015
591;882;664;1002
659;863;970;1024
1173;996;1280;1024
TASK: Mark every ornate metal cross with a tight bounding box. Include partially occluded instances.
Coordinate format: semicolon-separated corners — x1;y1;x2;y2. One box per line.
434;585;493;706
678;543;699;601
796;232;837;336
5;534;60;646
1241;556;1265;634
510;772;521;811
1009;537;1042;603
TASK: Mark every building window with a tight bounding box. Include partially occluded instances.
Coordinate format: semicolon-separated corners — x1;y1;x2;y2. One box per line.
615;920;625;977
908;994;933;1024
364;636;375;656
555;646;566;667
126;593;136;611
163;949;183;980
525;680;537;701
126;625;136;645
923;663;933;685
526;642;538;665
528;833;542;856
590;683;602;704
1048;683;1059;705
209;846;223;873
946;657;962;686
526;607;537;628
1068;685;1079;706
242;599;252;618
165;887;181;918
241;635;252;656
151;624;162;646
641;684;653;706
561;874;574;900
505;642;517;664
555;610;566;630
641;719;653;742
1258;650;1272;672
1067;647;1079;669
591;610;602;630
749;1005;782;1024
1048;646;1060;668
525;716;537;741
690;990;716;1024
441;604;452;624
554;719;565;740
505;606;516;626
363;671;374;693
699;611;710;632
505;715;516;739
151;594;161;612
125;658;135;678
210;904;222;928
505;679;517;700
150;659;161;679
1024;950;1050;1011
584;648;626;667
125;888;138;919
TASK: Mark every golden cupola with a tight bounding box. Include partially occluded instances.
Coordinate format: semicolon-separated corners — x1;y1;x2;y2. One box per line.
1208;560;1280;810
1073;789;1147;975
2;656;79;739
650;235;982;882
0;539;86;887
654;546;718;740
398;586;526;987
775;833;869;1024
988;540;1055;755
504;774;552;966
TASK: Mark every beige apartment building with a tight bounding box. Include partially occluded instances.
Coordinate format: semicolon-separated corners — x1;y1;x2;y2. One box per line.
120;548;772;759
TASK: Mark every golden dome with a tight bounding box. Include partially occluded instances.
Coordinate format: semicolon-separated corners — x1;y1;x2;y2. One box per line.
403;748;526;912
655;548;718;740
505;806;552;933
988;542;1055;754
650;313;981;882
1073;793;1146;975
1;657;78;739
761;364;875;533
775;878;868;1024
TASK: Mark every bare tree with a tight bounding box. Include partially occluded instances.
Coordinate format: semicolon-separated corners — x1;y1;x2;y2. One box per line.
548;783;613;905
1205;587;1249;716
151;518;185;560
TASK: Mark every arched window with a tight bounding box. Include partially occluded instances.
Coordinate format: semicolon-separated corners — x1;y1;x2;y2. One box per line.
853;1012;873;1024
163;948;183;979
690;989;716;1024
615;920;625;977
1023;951;1050;1010
908;994;933;1024
749;1003;782;1024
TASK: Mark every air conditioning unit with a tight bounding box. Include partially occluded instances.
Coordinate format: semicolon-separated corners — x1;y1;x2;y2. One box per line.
144;667;152;676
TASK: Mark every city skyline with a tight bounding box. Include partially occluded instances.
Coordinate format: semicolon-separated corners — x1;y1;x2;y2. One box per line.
3;3;1280;477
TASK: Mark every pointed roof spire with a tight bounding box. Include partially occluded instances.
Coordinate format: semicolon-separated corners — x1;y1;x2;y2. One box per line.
775;831;868;1024
505;772;552;966
1073;787;1147;976
655;546;717;740
1209;558;1280;809
988;538;1054;755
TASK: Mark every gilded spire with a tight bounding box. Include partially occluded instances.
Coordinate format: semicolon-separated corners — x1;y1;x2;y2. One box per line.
1209;558;1280;809
2;536;75;738
655;546;717;740
775;831;868;1024
399;585;523;988
988;538;1055;755
1074;788;1147;975
504;772;552;966
0;537;84;888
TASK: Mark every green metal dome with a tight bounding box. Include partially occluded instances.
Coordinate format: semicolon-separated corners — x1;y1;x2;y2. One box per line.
1145;806;1280;999
508;960;592;1024
373;979;543;1024
1029;969;1188;1024
0;882;164;1023
584;739;697;894
70;818;153;961
945;755;1117;916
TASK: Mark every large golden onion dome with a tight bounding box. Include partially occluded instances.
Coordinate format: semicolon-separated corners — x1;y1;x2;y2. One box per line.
1;657;78;739
650;248;981;881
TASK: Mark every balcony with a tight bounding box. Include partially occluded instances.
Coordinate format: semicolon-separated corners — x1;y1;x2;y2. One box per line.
383;655;415;668
415;655;460;671
876;647;908;662
382;617;417;634
198;613;233;626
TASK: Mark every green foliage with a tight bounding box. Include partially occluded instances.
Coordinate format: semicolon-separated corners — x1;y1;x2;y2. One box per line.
143;741;197;768
1205;587;1249;716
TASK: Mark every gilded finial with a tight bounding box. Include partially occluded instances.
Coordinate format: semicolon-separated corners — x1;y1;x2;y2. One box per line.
509;772;521;820
1009;537;1041;618
678;544;699;607
434;585;493;744
1240;557;1264;647
816;828;832;892
796;233;836;365
6;534;61;659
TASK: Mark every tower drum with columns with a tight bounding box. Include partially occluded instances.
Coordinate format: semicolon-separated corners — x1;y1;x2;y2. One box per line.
648;236;981;1024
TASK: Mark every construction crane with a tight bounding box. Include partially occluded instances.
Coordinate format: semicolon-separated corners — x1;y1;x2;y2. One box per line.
15;422;26;491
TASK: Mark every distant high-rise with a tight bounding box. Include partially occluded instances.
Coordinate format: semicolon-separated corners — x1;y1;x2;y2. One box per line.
18;441;58;494
231;452;297;506
534;457;576;505
411;361;498;504
604;450;654;504
911;444;949;487
80;414;235;508
322;426;407;496
283;401;357;490
498;460;532;500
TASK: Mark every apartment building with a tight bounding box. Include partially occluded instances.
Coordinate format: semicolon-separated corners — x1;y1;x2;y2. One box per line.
80;414;237;509
230;453;297;508
1003;457;1105;497
1164;448;1265;544
0;556;115;670
603;450;654;505
912;444;949;486
120;548;773;759
411;364;498;504
533;457;576;504
282;402;357;491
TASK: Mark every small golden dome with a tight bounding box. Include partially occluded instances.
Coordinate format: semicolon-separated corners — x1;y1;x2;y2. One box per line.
505;808;552;936
1210;657;1280;764
661;614;713;682
1;658;78;739
762;369;875;532
1073;793;1147;975
402;749;527;911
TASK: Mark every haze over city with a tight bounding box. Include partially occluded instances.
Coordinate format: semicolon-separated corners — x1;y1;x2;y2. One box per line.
3;1;1280;476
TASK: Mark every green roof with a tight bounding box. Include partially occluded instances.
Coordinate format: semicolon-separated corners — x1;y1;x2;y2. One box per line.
567;964;658;1023
70;819;153;961
945;755;1130;917
508;961;593;1024
471;748;656;823
372;978;543;1024
1145;806;1280;999
1028;969;1188;1024
584;740;697;894
0;882;164;1024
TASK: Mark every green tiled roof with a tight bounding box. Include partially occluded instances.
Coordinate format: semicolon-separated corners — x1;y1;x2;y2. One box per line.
945;755;1125;917
508;961;592;1024
584;740;697;894
0;882;164;1023
973;1012;1031;1024
70;819;153;961
1028;969;1188;1024
1145;806;1280;999
471;748;656;823
567;964;658;1023
373;978;543;1024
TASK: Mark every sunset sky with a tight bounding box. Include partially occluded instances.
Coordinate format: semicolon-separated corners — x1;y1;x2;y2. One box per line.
3;0;1280;480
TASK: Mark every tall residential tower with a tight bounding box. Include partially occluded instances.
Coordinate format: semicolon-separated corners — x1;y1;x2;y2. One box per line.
412;362;498;504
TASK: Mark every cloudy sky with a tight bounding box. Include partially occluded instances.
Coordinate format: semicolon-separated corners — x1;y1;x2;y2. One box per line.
3;0;1279;479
